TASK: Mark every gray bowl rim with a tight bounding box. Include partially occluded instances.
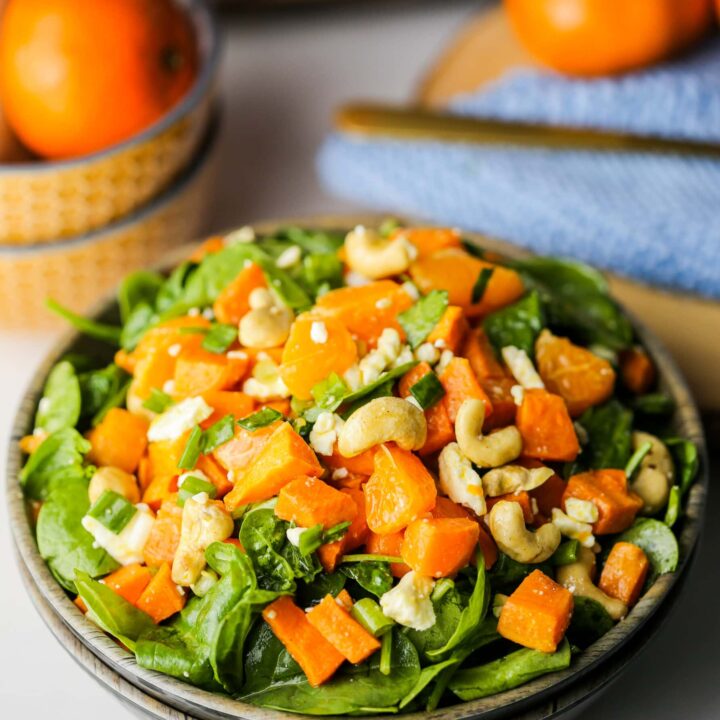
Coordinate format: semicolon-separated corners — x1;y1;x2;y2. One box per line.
5;217;709;720
0;0;220;176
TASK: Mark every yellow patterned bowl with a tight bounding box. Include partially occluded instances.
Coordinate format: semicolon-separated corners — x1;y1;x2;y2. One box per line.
0;113;220;329
0;0;219;247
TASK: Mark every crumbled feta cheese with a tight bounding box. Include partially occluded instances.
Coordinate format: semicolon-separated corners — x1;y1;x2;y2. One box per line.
436;349;455;375
38;397;51;415
162;379;176;395
177;470;211;488
433;339;446;349
310;320;329;345
188;307;201;317
565;497;599;524
168;343;182;358
415;342;440;365
377;328;402;363
511;384;525;406
552;508;595;548
332;467;349;480
401;281;420;301
81;506;155;566
393;345;415;368
380;571;436;631
148;396;213;442
438;443;487;516
345;271;371;287
286;526;311;548
502;346;544;389
309;411;345;456
224;226;255;245
226;350;248;361
276;245;302;269
202;308;215;321
243;357;290;400
375;297;392;310
343;364;362;392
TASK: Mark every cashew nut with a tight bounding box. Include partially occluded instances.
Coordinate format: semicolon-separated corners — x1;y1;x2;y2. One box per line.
487;500;561;564
88;466;140;505
631;431;674;515
455;398;523;468
172;493;234;586
337;396;427;457
239;304;293;349
344;225;417;279
482;465;554;497
556;546;628;620
438;442;487;516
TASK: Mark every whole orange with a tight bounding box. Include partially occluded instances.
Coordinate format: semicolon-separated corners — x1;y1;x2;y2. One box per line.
504;0;715;77
0;0;198;159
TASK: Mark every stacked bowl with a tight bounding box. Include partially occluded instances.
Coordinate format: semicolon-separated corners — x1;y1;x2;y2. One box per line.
0;0;220;328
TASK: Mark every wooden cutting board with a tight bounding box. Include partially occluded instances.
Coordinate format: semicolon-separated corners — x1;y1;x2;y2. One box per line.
416;5;720;409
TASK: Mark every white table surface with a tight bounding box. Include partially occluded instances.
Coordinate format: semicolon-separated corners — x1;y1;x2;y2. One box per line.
1;3;717;717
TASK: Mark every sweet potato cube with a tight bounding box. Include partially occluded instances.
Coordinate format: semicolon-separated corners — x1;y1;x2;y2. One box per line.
87;408;148;473
212;261;267;325
102;564;152;605
439;357;494;423
498;569;574;653
212;422;279;476
136;563;186;623
143;500;183;568
307;594;381;664
365;530;411;578
517;389;579;462
599;541;650;606
275;476;357;529
148;433;188;480
426;306;469;353
173;349;247;397
563;469;643;535
201;390;255;427
262;596;345;686
223;423;323;510
402;517;480;578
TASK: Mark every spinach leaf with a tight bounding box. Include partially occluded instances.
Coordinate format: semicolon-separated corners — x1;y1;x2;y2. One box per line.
409;371;445;410
46;299;122;345
299;253;344;298
340;561;393;598
406;587;466;659
664;437;699;496
75;571;154;650
241;624;420;714
613;518;679;582
311;373;349;411
484;290;544;358
579;399;633;470
239;509;296;592
120;302;157;351
398;656;460;710
398;290;449;348
78;363;130;425
296;572;346;607
471;267;494;304
238;408;283;431
21;428;91;501
154;261;197;313
278;227;344;255
37;473;118;591
338;362;417;418
257;258;312;312
202;323;238;354
118;270;164;324
511;257;632;350
489;552;552;594
449;638;571;701
427;553;489;659
566;596;615;649
632;393;675;416
34;361;81;434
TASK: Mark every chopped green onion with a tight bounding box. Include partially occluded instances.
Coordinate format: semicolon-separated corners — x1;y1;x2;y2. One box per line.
664;485;681;527
238;407;283;431
398;290;449;348
87;490;137;534
311;372;349;410
190;569;219;597
341;554;403;564
471;267;494;304
178;426;203;470
178;474;217;506
201;414;235;453
380;630;393;675
297;524;324;556
202;323;238;354
178;326;210;335
625;441;653;479
431;578;454;602
142;388;174;414
551;539;580;566
351;598;394;637
323;521;351;544
409;371;445;410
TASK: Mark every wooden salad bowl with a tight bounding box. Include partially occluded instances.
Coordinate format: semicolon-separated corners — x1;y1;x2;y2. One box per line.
5;217;708;720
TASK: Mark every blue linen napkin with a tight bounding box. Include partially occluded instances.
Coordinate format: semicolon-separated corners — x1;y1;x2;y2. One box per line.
317;40;720;299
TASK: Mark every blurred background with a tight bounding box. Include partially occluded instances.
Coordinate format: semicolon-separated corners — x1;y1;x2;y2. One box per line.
0;1;717;719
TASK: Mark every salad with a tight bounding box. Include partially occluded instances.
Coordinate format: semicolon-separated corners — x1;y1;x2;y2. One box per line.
20;223;699;714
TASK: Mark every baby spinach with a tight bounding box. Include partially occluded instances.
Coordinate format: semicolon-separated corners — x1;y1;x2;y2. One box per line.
34;361;81;434
118;270;164;324
664;437;699;496
75;571;154;650
299;253;344;298
398;290;449;348
238;408;283;431
484;290;544;358
78;363;130;426
36;473;118;592
406;587;466;659
613;518;679;582
409;371;445;410
340;561;393;598
154;260;197;314
21;428;91;501
511;257;632;350
632;393;675;416
296;572;346;607
202;323;238;354
471;267;494;304
120;302;157;351
578;399;633;470
241;624;420;714
567;597;614;649
449;638;571;701
398;656;460;710
277;227;345;255
489;552;552;594
46;299;121;345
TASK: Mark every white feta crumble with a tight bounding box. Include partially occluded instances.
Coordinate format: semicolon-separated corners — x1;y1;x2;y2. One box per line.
81;505;155;566
276;245;302;269
345;271;371;287
375;297;392;310
224;226;255;245
148;396;213;442
332;467;349;480
243;357;290;400
401;281;420;301
438;442;487;516
510;384;525;406
286;526;310;547
167;343;182;358
436;349;455;375
162;379;176;395
309;411;345;456
380;571;436;631
551;508;595;548
565;498;599;524
415;342;440;365
188;307;201;317
502;346;545;389
310;320;329;344
38;397;51;415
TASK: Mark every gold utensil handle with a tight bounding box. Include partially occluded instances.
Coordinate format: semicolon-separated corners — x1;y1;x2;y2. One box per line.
336;103;720;158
